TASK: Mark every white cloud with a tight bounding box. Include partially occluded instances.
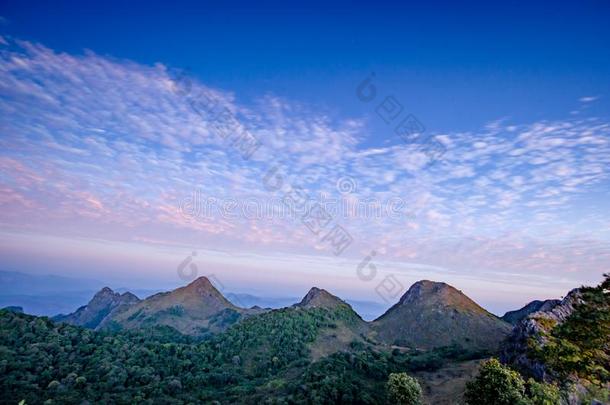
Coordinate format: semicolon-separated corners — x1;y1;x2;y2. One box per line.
0;37;609;284
579;96;599;103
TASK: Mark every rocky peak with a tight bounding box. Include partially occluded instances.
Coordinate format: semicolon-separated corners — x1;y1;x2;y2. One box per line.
184;276;214;291
96;286;116;296
398;280;449;302
88;287;140;307
98;276;240;335
54;286;140;329
119;291;141;304
500;288;581;381
395;280;481;312
501;299;561;325
90;287;120;304
297;287;344;309
178;276;230;304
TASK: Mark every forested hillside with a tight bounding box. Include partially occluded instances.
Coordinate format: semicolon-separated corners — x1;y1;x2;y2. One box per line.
0;305;483;404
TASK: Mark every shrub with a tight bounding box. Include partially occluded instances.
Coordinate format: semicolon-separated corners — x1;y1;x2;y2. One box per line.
386;372;423;405
465;359;527;405
465;359;564;405
526;378;561;405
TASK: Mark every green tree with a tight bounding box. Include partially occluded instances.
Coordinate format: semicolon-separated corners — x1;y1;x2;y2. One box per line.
526;378;561;405
535;273;610;384
386;372;423;405
465;359;528;405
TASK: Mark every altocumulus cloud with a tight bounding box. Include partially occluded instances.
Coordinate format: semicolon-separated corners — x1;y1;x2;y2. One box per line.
1;37;609;285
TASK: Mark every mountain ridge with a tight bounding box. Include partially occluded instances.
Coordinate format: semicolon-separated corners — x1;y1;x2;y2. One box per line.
54;277;513;354
98;276;248;335
501;298;561;325
53;286;140;329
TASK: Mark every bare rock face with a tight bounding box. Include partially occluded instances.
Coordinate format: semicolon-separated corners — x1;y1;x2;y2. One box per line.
501;299;561;325
372;280;512;351
500;288;581;382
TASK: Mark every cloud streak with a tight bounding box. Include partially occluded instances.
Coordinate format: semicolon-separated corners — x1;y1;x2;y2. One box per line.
1;37;609;293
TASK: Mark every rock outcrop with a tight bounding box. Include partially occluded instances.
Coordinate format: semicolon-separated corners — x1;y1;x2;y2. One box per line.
54;287;140;329
501;299;561;325
500;288;581;381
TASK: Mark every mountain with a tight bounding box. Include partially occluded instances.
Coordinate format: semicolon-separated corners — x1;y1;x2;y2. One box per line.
2;274;606;404
54;287;140;329
0;301;381;404
53;278;512;352
296;287;352;309
500;275;609;403
371;280;512;351
1;305;23;313
501;299;560;325
224;291;388;320
100;276;248;335
500;288;581;381
293;287;369;359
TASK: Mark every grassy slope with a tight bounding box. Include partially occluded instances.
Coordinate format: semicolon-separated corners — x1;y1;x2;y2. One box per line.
372;281;512;351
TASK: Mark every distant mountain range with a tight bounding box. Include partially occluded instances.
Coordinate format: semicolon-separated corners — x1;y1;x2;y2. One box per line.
0;269;572;353
0;271;104;294
0;270;407;320
51;276;516;352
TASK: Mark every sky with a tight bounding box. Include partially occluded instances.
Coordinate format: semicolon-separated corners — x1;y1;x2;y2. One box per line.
1;1;609;315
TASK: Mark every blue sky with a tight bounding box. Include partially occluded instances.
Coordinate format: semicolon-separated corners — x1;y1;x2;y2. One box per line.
0;1;609;314
4;1;610;133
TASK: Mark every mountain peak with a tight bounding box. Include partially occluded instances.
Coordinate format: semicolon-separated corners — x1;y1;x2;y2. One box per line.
373;280;511;351
54;286;140;330
91;287;120;303
397;280;471;308
180;276;228;300
103;275;240;335
297;287;345;309
120;291;140;300
184;276;214;290
410;279;450;291
501;299;561;324
96;286;116;295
